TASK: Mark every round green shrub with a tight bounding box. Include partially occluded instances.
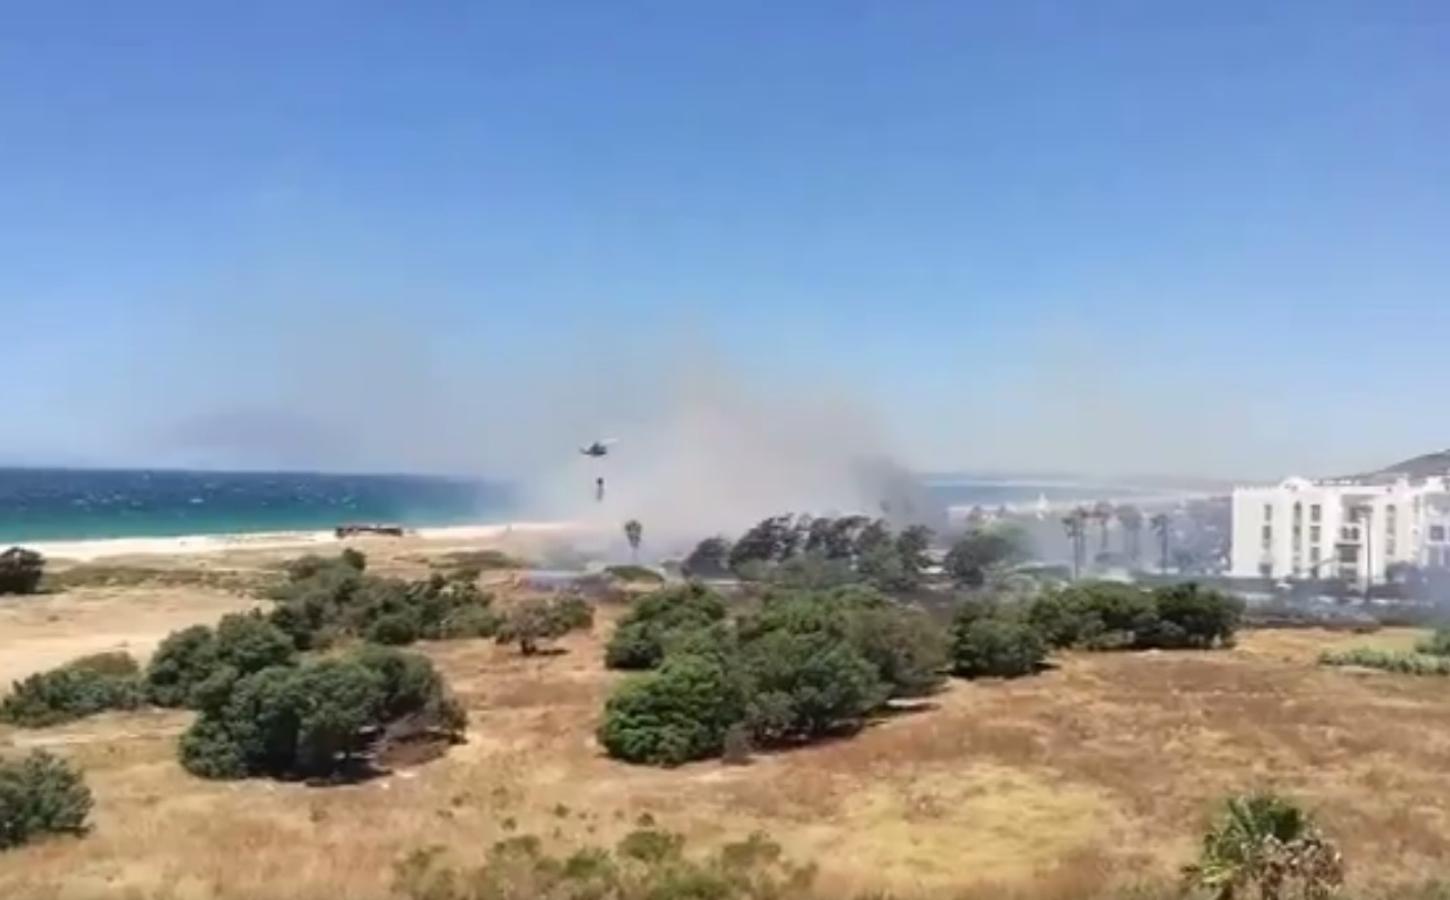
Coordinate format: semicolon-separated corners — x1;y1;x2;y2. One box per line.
598;654;744;766
952;619;1045;679
0;751;92;849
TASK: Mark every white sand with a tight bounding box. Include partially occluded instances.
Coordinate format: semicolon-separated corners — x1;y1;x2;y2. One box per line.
18;521;576;563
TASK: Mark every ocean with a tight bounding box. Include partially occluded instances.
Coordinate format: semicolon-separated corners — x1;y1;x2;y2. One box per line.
0;468;515;544
0;468;1188;545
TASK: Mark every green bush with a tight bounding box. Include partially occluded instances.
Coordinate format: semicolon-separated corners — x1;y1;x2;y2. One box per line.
1320;647;1450;675
739;630;887;743
844;604;948;698
0;653;142;727
605;584;729;670
0;751;92;849
1026;581;1241;652
1416;628;1450;657
437;604;502;639
267;553;499;650
496;596;593;655
145;613;296;708
600;584;947;765
598;653;746;766
1149;583;1244;649
0;547;45;596
146;625;217;707
178;647;465;781
952;617;1045;678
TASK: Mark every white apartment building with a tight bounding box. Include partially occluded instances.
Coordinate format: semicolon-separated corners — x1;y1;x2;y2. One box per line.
1231;474;1450;587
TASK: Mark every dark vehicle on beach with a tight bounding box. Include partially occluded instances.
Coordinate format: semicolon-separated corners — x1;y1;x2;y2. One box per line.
334;523;407;538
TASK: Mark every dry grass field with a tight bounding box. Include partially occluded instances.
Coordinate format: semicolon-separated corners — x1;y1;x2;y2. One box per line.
3;555;1450;899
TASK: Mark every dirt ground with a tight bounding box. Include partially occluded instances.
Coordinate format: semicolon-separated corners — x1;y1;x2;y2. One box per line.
3;554;1450;899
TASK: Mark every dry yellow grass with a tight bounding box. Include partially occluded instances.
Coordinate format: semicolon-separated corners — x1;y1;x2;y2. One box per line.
3;571;1449;899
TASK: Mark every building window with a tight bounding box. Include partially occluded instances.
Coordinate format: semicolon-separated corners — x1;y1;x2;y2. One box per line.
1258;562;1272;577
1261;525;1272;549
1432;525;1446;543
1310;504;1322;522
1310;526;1321;543
1310;546;1321;565
1338;545;1358;564
1294;502;1303;521
1264;504;1274;521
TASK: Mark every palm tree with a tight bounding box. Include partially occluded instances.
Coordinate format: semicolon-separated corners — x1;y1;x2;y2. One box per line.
1186;793;1343;900
1117;504;1144;565
1091;501;1115;555
1062;507;1089;580
623;519;643;563
1151;513;1171;573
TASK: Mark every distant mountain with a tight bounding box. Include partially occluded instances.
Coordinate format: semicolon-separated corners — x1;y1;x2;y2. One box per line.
1376;450;1450;478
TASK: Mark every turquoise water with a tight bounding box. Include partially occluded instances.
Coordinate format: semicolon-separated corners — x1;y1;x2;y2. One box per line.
0;468;515;543
0;467;1172;545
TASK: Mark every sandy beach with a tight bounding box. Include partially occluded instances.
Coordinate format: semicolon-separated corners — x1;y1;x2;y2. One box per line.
16;521;579;563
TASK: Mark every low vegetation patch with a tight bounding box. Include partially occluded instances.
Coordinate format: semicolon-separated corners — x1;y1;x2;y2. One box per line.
393;828;816;900
0;547;45;596
1319;647;1450;676
0;652;142;727
0;751;92;850
43;564;269;594
604;564;665;585
267;551;502;649
179;644;466;781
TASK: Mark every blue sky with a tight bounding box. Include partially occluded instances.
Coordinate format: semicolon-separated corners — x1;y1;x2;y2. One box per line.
2;2;1447;479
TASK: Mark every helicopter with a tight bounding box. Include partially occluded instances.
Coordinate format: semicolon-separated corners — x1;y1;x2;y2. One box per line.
579;439;617;458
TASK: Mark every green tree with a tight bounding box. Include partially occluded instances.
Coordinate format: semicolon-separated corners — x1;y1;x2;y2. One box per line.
0;547;45;595
895;525;934;579
1186;793;1344;900
944;529;1025;588
0;751;92;849
623;519;643;563
728;515;798;573
682;537;732;579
